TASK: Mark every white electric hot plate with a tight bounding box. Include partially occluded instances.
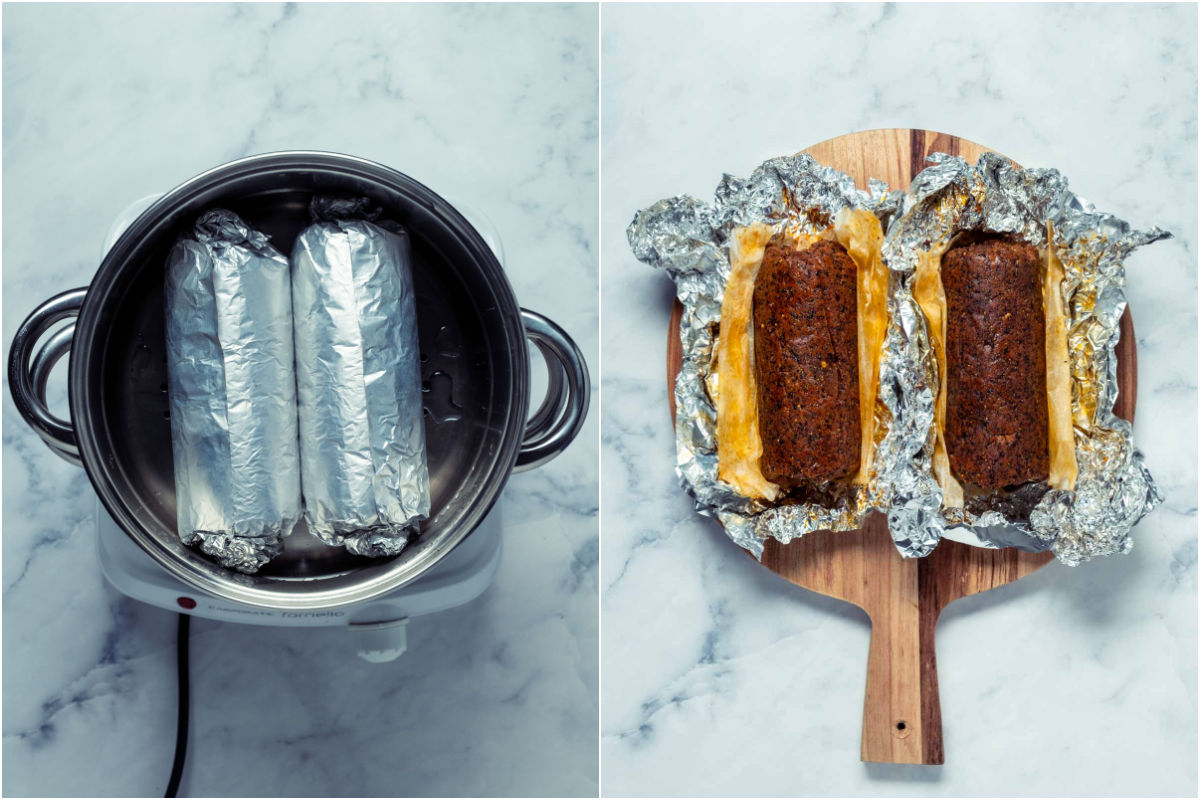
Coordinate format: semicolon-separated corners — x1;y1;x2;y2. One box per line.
91;191;509;662
96;497;501;662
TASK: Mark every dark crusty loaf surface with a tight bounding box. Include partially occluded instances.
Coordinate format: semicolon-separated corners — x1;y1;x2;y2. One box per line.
753;237;860;487
942;237;1049;489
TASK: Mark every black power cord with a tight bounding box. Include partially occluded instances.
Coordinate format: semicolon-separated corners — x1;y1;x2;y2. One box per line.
165;613;191;798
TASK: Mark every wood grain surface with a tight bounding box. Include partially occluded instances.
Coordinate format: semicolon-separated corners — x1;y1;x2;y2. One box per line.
665;128;1138;765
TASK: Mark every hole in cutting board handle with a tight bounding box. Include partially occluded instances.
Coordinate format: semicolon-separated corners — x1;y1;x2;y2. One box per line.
896;721;906;731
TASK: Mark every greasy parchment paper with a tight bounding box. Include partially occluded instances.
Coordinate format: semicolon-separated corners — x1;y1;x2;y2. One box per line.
629;152;1166;564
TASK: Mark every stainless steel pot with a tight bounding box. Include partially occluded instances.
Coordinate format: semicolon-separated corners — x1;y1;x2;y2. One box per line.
8;151;589;610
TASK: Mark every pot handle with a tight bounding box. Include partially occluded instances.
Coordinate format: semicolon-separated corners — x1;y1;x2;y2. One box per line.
7;288;88;466
515;309;590;472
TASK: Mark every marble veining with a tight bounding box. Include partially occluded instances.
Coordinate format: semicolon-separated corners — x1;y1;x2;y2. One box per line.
601;3;1196;796
3;3;597;796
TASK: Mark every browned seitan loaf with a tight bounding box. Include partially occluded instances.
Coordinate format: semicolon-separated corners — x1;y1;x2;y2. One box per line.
942;237;1049;489
753;238;860;487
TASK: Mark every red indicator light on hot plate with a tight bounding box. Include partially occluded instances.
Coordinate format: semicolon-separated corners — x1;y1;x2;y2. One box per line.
176;597;197;610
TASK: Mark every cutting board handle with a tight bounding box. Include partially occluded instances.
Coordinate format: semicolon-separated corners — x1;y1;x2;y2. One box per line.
861;564;944;765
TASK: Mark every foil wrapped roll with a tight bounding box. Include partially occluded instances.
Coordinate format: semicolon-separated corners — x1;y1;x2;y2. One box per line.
627;155;904;558
629;152;1166;565
884;153;1168;564
164;209;301;573
291;198;430;557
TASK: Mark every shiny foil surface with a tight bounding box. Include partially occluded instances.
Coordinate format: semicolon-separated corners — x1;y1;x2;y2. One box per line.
291;198;430;557
630;152;1166;564
885;153;1167;564
164;209;301;573
628;155;904;558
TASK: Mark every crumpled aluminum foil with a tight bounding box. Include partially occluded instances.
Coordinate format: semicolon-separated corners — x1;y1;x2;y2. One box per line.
164;209;301;573
291;196;430;557
629;152;1166;564
884;153;1167;565
628;154;904;558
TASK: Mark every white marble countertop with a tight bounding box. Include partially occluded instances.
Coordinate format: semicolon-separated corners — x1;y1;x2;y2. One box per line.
2;4;597;797
601;3;1196;796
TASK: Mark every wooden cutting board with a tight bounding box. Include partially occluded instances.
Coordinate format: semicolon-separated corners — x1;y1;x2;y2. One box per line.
666;128;1138;765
